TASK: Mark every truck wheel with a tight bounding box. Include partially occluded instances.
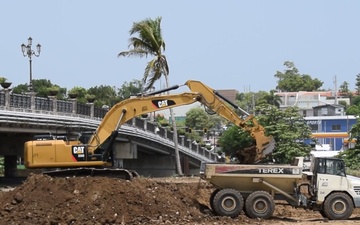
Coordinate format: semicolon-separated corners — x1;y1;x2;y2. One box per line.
244;191;275;219
212;188;243;217
209;189;220;213
323;192;353;220
319;209;327;218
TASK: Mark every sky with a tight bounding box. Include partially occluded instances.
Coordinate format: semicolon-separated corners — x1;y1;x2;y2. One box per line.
1;1;360;95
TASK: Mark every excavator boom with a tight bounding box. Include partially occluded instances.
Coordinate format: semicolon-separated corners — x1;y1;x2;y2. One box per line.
85;80;274;163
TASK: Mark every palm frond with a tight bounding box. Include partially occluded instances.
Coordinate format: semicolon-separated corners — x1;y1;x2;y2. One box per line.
143;59;161;91
128;37;156;56
118;49;149;58
159;55;169;75
143;59;156;88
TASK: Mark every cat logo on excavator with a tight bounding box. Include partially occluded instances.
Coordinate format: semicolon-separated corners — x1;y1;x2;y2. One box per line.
152;99;176;109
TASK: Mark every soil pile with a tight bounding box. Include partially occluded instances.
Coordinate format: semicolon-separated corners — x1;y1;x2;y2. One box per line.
0;174;240;225
0;174;360;225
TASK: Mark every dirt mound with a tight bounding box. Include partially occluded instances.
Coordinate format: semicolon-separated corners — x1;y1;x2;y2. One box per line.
1;174;359;225
0;174;242;225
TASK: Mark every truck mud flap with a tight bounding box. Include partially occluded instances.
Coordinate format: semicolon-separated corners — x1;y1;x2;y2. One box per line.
43;167;138;180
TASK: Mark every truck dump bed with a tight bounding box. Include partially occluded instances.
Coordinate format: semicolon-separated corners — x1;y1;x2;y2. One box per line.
200;157;304;195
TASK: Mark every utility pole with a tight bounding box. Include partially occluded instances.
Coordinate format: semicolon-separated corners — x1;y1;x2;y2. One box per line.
334;75;338;105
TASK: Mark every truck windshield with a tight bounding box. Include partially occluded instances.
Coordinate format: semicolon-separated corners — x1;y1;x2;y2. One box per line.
316;158;345;176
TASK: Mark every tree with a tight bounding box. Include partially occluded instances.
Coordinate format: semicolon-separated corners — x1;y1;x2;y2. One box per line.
118;17;183;175
12;79;66;99
234;91;282;114
12;84;29;94
235;92;256;114
338;100;348;108
274;61;323;92
339;81;350;96
185;107;223;131
87;85;117;107
217;103;312;163
356;73;360;95
338;119;360;170
346;105;360;116
118;79;143;101
184;107;224;144
352;96;360;106
185;107;211;131
256;104;313;163
217;125;254;158
261;90;282;108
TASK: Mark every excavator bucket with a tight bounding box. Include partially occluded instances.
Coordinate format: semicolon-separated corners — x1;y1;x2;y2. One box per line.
236;134;276;164
260;136;276;157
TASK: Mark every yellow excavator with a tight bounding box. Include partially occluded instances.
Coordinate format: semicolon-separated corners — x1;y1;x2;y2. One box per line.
24;80;275;179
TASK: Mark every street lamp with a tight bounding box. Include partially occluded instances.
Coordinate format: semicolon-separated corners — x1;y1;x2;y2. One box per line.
21;37;41;91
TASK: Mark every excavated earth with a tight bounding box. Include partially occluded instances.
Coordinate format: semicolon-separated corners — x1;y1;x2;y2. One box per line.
1;174;360;225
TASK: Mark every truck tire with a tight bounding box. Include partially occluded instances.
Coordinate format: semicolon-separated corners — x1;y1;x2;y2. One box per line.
209;189;220;213
323;192;353;220
319;209;327;218
212;188;243;217
244;191;275;219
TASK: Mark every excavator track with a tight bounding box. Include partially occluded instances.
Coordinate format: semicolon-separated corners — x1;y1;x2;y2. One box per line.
43;168;139;180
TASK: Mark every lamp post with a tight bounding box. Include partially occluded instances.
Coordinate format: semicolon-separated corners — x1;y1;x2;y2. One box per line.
21;37;41;92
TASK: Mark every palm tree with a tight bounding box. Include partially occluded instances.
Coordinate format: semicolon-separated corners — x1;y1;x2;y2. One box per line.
118;17;183;176
265;90;282;108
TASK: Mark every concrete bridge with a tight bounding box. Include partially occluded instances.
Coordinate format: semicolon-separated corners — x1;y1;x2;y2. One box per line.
0;89;218;179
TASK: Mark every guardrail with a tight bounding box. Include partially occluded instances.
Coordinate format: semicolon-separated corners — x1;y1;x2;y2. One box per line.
0;90;218;162
0;90;106;118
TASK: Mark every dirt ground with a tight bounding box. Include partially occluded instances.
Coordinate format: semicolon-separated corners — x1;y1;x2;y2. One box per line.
1;174;360;225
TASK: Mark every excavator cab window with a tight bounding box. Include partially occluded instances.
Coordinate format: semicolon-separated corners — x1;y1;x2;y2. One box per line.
79;131;95;144
33;133;68;141
33;134;55;140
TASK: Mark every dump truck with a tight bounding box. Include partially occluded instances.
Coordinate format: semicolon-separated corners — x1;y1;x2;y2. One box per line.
200;155;360;220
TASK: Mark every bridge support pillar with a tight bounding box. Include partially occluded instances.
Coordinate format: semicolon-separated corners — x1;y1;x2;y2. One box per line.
144;119;147;130
49;96;57;112
4;155;17;177
131;118;136;126
89;103;94;117
179;135;185;145
28;91;36;111
4;89;10;109
70;99;77;114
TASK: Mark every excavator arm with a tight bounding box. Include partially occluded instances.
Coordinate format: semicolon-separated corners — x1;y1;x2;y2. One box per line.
87;80;275;164
184;80;275;163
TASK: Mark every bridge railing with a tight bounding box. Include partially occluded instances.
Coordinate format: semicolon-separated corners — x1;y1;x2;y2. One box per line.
0;90;218;161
